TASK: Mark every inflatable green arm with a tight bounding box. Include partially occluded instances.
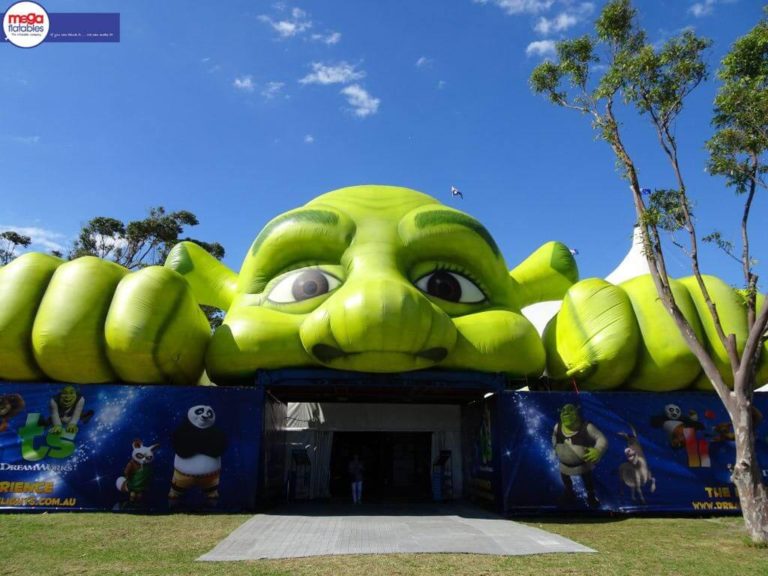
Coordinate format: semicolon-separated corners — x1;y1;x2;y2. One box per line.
510;241;578;307
165;241;238;310
0;253;210;385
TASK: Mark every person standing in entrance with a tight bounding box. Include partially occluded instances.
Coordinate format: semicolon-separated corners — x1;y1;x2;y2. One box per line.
348;454;364;504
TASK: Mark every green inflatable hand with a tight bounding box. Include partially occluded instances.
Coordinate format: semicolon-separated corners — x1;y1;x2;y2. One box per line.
0;254;210;384
544;274;767;391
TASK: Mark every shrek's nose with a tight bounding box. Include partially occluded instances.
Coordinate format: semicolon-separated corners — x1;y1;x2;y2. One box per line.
300;278;457;368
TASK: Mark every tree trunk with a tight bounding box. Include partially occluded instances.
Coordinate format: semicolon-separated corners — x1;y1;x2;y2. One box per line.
731;385;768;544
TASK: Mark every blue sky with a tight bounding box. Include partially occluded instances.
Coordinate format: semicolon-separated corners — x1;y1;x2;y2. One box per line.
1;0;765;287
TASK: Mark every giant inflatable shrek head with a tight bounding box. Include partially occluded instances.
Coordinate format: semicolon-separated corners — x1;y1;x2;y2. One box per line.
169;185;577;383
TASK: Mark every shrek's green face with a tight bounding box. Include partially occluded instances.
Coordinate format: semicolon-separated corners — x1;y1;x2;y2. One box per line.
206;186;545;380
560;404;582;431
60;386;77;409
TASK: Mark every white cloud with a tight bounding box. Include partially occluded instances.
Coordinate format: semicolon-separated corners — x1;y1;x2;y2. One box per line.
416;56;433;68
437;80;447;90
534;3;593;34
0;225;66;252
261;81;285;99
311;31;341;45
233;75;256;92
11;135;40;145
304;134;315;144
474;0;554;15
258;7;312;38
526;39;557;57
340;84;380;117
300;62;365;85
689;0;715;17
534;12;576;34
201;57;220;74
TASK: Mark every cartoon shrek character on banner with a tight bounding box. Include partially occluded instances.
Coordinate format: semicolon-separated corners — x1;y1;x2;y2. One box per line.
0;185;765;389
38;385;94;435
552;403;607;507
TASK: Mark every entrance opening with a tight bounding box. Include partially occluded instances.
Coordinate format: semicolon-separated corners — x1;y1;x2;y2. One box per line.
330;432;432;501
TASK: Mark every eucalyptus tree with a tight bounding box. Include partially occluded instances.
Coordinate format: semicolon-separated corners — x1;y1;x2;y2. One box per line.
71;207;226;329
531;0;768;542
0;230;32;264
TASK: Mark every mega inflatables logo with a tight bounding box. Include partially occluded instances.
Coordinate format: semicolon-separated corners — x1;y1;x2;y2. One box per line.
3;1;49;48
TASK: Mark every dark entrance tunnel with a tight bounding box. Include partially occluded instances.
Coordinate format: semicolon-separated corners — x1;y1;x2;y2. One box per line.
329;431;432;501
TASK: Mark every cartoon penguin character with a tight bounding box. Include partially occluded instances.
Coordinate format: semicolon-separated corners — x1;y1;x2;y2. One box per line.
168;405;227;507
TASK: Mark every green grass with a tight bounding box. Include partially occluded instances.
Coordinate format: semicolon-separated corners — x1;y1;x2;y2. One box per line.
3;513;767;576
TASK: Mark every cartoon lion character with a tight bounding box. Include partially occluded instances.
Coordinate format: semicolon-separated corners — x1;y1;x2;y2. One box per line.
0;393;25;432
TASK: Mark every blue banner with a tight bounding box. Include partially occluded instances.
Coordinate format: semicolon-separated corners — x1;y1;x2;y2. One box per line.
497;391;768;514
0;383;261;511
46;13;120;43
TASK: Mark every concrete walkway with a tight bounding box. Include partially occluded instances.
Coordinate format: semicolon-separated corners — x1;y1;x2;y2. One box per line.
199;501;594;560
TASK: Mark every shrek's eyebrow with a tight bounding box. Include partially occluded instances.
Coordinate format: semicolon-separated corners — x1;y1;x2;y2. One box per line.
413;210;500;256
251;210;344;255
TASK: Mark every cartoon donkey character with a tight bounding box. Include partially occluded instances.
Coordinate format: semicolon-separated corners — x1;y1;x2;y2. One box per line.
618;424;656;504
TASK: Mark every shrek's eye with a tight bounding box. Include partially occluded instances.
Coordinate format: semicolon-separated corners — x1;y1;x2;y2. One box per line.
267;268;341;303
414;270;486;303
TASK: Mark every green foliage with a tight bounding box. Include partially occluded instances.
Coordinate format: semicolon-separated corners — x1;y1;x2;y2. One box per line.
595;0;637;45
530;0;709;162
624;31;711;122
640;189;692;233
70;207;225;270
69;207;226;329
702;231;735;259
703;13;767;287
530;61;566;105
0;230;32;265
556;36;596;93
70;216;126;262
707;16;768;195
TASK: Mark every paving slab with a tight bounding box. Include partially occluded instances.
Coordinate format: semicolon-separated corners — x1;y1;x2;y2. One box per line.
199;501;595;560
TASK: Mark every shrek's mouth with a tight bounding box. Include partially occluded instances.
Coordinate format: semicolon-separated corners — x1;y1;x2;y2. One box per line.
311;344;448;364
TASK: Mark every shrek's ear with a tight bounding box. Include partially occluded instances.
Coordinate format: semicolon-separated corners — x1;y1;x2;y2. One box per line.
165;241;238;311
509;241;578;308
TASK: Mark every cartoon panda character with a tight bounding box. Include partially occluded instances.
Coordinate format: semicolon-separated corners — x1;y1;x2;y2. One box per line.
116;438;159;506
168;405;227;507
651;403;710;467
650;403;703;448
